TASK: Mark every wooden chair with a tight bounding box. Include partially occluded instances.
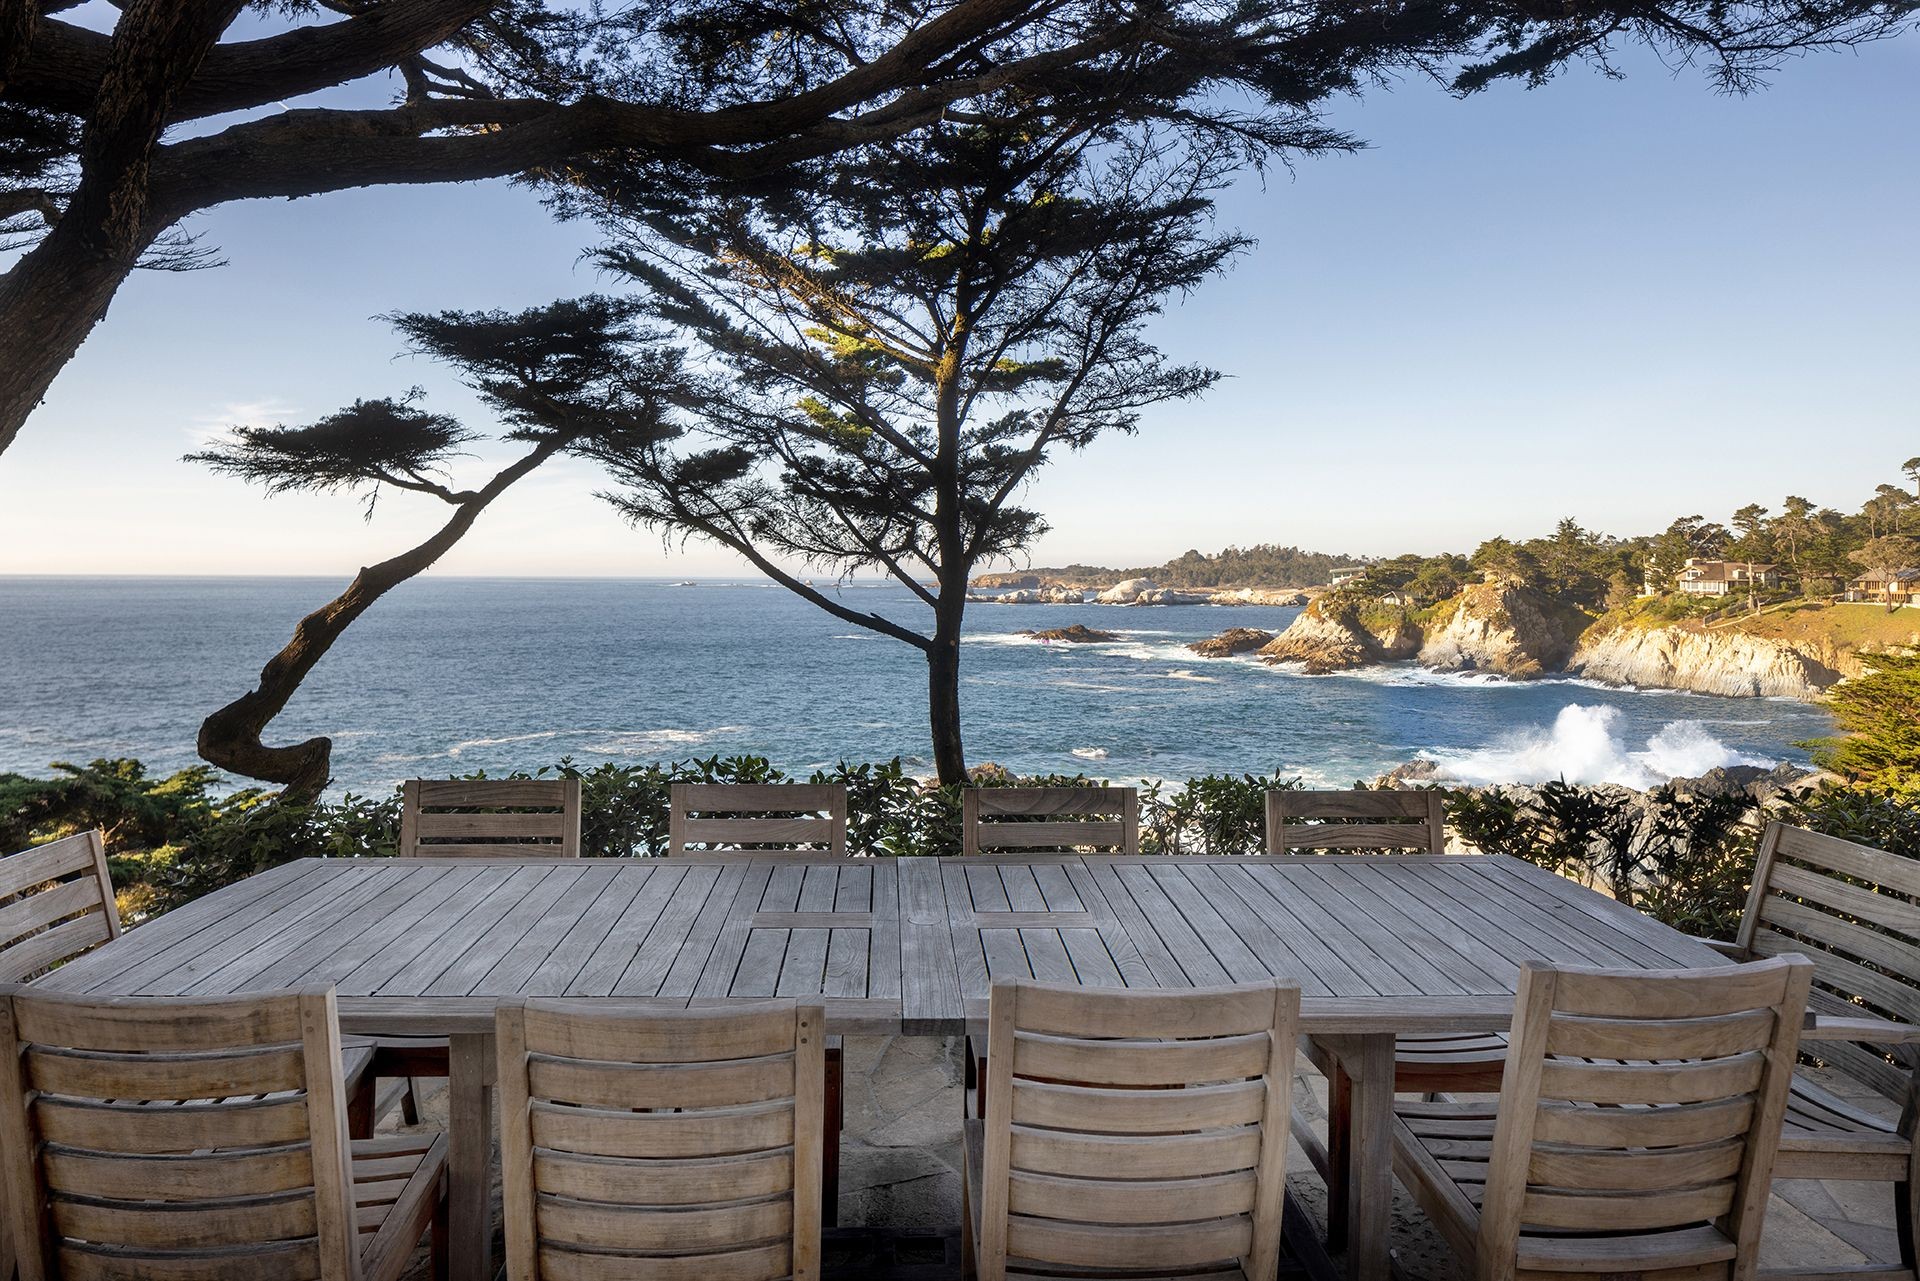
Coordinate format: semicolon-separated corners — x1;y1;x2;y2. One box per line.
1392;955;1812;1281
378;778;585;1126
399;777;582;858
0;832;381;1129
1267;789;1504;1248
962;786;1139;856
1700;822;1920;1280
963;977;1301;1281
0;983;447;1281
496;997;825;1281
668;783;849;857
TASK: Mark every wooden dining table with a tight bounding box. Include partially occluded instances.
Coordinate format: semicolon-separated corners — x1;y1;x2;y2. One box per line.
37;851;1726;1281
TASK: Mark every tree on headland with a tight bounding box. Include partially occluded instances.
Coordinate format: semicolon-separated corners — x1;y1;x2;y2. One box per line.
1730;503;1770;613
594;122;1243;783
1810;651;1920;798
189;297;680;801
3;0;1914;461
1848;536;1920;613
1905;458;1920;500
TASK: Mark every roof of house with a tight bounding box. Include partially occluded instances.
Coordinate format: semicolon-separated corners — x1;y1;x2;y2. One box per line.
1681;559;1778;581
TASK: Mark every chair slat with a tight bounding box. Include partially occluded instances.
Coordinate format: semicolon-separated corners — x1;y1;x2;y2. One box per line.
532;1150;795;1207
1007;1215;1254;1269
1527;1138;1746;1191
411;780;575;808
36;1093;312;1152
49;1194;318;1248
536;1240;789;1281
414;812;568;840
1537;1051;1766;1106
530;1098;795;1159
1543;1008;1776;1061
523;1001;799;1063
58;1238;324;1281
1010;1078;1265;1133
528;1052;795;1110
1012;1029;1270;1086
1006;1169;1258;1222
536;1194;792;1251
678;818;836;845
0;914;112;983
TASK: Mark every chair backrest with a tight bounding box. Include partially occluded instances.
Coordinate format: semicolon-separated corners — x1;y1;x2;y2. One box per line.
1735;821;1920;1102
399;778;582;858
973;978;1299;1281
666;783;849;858
1265;788;1444;854
0;984;363;1281
496;997;824;1281
0;831;120;983
1476;957;1812;1281
962;787;1139;856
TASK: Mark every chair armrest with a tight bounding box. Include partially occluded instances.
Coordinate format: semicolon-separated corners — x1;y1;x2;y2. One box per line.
1686;936;1747;958
1808;1015;1920;1045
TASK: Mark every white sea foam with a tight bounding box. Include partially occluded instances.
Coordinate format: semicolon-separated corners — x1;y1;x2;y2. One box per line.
1158;669;1218;683
1420;704;1772;788
1071;747;1110;760
447;730;562;757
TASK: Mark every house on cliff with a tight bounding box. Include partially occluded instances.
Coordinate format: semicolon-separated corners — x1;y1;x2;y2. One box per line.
1846;568;1920;606
1672;558;1781;597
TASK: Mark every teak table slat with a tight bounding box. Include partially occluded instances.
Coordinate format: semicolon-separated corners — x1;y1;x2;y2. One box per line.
39;852;1727;1281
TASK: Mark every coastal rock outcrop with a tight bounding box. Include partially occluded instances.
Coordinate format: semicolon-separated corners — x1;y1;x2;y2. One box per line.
1417;579;1579;679
1257;600;1417;673
988;585;1085;604
1570;625;1848;699
1091;578;1211;606
972;572;1042;589
1022;624;1120;643
1187;627;1276;657
1206;587;1308;607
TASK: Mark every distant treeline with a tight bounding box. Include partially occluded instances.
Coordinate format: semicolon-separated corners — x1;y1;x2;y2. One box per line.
1032;544;1364;588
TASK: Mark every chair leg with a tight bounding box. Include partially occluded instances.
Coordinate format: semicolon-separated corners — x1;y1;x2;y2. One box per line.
1325;1058;1353;1252
961;1166;977;1281
347;1074;375;1140
825;1043;843;1228
1897;1174;1918;1273
430;1186;450;1281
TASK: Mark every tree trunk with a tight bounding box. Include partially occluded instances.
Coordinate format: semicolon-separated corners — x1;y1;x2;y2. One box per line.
198;443;556;802
926;598;967;786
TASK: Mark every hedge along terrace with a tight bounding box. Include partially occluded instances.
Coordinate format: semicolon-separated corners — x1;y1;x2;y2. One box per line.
4;756;1917;941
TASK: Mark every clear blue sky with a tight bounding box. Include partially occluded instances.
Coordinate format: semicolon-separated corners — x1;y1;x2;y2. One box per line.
2;36;1914;577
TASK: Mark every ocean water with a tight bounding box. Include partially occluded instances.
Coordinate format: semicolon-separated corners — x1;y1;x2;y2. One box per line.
0;576;1835;796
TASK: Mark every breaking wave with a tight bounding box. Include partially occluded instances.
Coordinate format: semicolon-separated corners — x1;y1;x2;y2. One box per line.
1419;704;1773;788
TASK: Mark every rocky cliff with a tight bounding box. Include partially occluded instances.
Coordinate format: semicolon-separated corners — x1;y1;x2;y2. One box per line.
1570;625;1851;699
1416;579;1580;679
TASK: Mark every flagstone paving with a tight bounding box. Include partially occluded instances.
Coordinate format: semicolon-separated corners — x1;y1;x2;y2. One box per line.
393;1038;1904;1279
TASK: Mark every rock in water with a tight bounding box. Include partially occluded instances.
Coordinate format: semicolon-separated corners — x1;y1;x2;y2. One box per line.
1094;577;1159;603
1188;627;1277;657
1022;624;1121;643
1257;599;1406;672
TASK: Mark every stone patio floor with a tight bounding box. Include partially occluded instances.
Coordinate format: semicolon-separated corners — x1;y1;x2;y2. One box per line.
395;1036;1907;1279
